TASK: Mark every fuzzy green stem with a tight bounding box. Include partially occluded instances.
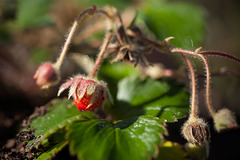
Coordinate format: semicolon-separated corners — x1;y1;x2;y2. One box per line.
89;32;112;78
182;54;198;118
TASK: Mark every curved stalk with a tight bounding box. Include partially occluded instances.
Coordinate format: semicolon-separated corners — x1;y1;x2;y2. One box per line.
171;48;240;64
54;5;112;69
197;54;216;116
181;54;198;118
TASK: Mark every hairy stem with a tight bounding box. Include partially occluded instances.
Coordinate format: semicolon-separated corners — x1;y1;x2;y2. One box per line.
55;5;111;69
89;32;112;78
55;21;78;68
171;48;240;63
200;51;240;63
197;54;216;116
182;54;197;118
171;48;217;116
171;48;195;55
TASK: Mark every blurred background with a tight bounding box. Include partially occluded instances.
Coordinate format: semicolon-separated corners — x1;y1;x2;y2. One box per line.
0;0;239;159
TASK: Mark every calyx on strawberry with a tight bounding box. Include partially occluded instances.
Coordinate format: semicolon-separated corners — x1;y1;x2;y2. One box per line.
58;75;108;111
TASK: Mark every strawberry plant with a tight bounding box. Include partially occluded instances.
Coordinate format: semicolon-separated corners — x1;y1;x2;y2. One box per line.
1;1;239;160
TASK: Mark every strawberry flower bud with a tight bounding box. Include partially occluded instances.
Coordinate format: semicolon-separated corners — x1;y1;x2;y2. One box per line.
182;117;210;146
213;108;238;132
33;62;60;89
58;75;108;111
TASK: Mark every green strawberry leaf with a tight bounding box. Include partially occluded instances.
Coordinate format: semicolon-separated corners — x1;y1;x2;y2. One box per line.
25;98;96;151
100;62;140;81
99;62;140;98
110;76;189;122
138;0;205;49
67;115;165;160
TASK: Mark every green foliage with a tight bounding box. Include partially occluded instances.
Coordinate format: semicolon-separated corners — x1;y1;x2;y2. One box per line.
138;0;205;49
67;115;165;160
99;62;140;97
16;0;54;28
100;62;140;81
110;76;189;121
26;99;96;151
23;60;190;159
12;0;207;159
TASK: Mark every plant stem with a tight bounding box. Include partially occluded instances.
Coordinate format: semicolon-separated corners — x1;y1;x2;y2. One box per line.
171;48;240;63
54;5;112;69
181;54;197;118
89;32;112;78
171;48;195;55
200;51;240;63
55;21;78;69
171;48;217;116
197;54;216;116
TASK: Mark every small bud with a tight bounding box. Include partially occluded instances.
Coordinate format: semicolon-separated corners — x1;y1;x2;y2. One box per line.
213;108;238;132
33;62;60;89
182;117;210;146
58;75;108;111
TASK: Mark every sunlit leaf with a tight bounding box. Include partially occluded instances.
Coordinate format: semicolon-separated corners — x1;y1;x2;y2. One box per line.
26;99;96;151
67;115;165;160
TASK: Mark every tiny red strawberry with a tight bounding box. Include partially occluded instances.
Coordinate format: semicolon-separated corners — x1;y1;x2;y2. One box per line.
58;75;108;111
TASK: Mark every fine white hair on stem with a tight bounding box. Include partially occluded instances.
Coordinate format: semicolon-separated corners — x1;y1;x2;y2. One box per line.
55;21;78;69
54;5;112;71
197;54;216;116
181;54;198;119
